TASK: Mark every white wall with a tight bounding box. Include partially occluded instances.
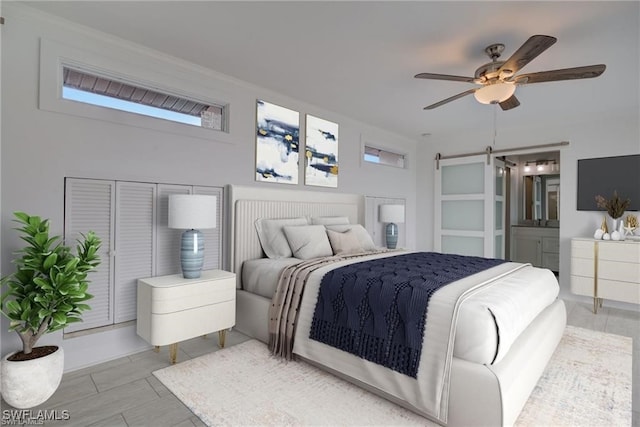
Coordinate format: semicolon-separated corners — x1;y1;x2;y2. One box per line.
417;108;640;307
0;4;418;370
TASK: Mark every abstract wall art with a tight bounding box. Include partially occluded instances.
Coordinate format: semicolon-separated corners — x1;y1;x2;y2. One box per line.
255;100;300;184
305;114;338;188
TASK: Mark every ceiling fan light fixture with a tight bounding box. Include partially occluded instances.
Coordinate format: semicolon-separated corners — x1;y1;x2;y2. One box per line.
474;82;516;104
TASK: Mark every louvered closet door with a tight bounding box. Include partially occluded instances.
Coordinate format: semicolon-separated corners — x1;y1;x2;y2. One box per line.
194;186;223;270
114;182;156;323
64;178;115;332
155;184;192;276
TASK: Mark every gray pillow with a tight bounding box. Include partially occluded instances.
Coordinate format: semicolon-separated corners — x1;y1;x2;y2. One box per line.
255;217;309;258
326;224;376;251
283;225;333;260
327;228;364;255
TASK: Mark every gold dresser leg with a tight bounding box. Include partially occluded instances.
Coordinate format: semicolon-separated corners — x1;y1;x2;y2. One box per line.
169;343;178;364
218;330;226;348
154;346;160;353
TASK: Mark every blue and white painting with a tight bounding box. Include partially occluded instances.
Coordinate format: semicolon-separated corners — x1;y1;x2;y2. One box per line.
305;114;338;188
256;100;300;184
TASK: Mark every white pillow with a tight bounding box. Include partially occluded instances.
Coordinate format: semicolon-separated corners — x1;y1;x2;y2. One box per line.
310;216;350;226
326;228;364;255
255;217;309;258
283;225;333;260
326;224;376;251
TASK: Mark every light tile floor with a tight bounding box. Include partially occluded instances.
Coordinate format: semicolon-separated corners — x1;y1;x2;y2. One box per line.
1;300;638;426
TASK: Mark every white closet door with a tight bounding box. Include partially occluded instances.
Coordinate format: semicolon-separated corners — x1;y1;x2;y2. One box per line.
434;155;497;257
114;182;156;323
64;178;115;332
194;186;223;271
155;184;192;276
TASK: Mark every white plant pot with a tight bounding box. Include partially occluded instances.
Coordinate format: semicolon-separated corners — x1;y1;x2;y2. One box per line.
1;346;64;409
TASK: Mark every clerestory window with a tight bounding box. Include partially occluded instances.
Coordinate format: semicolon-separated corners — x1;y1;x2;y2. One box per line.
363;145;406;168
62;67;227;131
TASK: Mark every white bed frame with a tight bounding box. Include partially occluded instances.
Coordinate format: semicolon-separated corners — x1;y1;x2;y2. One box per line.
227;184;566;426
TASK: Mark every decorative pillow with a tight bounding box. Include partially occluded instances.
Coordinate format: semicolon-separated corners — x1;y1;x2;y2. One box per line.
255;217;309;259
310;216;350;226
283;225;333;260
326;224;376;251
326;228;364;255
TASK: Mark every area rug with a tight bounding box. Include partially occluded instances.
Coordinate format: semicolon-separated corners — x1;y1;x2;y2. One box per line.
153;326;632;426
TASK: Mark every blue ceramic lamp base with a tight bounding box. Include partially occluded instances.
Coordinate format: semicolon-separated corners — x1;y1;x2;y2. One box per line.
180;229;205;279
385;222;398;249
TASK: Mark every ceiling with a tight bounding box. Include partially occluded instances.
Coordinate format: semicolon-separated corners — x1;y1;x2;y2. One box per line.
22;1;640;140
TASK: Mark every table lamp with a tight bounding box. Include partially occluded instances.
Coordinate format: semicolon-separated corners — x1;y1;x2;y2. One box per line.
379;204;404;249
168;194;217;279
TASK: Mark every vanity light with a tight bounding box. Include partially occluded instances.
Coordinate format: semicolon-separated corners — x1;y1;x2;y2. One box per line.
537;164;545;172
524;162;531;173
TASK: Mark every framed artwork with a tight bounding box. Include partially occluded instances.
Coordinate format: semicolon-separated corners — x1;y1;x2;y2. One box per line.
305;114;338;188
255;100;300;184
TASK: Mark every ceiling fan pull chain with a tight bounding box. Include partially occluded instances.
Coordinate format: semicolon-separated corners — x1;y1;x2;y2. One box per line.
493;104;498;146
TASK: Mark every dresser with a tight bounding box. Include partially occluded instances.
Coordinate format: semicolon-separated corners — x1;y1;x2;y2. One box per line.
570;238;640;313
511;226;560;272
137;269;236;363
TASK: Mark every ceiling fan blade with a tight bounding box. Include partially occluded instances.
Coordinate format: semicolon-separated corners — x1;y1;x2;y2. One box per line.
414;72;475;83
499;95;520;111
423;89;477;110
513;64;606;84
498;35;557;76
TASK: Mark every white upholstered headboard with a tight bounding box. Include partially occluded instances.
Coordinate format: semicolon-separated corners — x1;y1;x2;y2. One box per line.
227;185;365;287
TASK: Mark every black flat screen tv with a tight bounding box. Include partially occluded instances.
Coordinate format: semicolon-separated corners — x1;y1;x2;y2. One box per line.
577;154;640;211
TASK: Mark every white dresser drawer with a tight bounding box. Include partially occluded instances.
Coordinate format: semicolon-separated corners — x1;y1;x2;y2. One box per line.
571;257;594;278
598;260;640;283
570;275;594;297
598;279;640;304
598;241;640;264
571;239;595;260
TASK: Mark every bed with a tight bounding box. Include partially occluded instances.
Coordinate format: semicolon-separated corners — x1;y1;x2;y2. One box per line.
227;185;566;426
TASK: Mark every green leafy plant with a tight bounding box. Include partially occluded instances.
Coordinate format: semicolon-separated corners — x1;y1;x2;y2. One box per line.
0;212;101;356
595;191;631;219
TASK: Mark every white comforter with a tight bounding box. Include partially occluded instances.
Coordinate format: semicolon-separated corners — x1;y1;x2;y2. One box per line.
289;251;559;423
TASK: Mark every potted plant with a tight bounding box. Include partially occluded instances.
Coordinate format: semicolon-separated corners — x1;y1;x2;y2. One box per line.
0;212;100;408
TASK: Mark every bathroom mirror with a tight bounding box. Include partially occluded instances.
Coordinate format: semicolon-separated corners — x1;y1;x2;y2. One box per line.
523;174;560;222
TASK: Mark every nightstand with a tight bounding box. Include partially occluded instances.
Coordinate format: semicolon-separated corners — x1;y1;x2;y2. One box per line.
136;269;236;363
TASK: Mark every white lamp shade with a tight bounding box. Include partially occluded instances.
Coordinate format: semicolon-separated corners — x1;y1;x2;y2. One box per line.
474;82;516;104
379;204;405;223
168;195;217;229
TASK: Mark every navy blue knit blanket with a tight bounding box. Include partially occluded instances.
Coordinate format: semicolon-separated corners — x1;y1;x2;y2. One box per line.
309;252;506;377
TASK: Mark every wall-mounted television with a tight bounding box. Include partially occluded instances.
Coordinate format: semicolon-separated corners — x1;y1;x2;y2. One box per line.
577;154;640;211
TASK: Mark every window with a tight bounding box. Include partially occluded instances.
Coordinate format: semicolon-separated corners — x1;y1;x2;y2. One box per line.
62;67;226;131
363;145;406;168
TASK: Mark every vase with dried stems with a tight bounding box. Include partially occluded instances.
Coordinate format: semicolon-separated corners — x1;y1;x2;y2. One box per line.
595;190;631;237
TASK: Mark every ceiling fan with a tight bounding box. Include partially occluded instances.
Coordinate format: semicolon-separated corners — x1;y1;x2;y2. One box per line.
415;35;606;111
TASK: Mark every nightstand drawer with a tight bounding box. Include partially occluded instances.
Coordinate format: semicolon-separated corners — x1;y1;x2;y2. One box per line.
149;281;235;314
147;300;235;346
